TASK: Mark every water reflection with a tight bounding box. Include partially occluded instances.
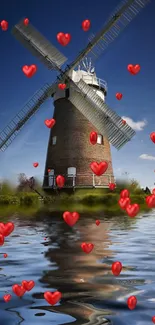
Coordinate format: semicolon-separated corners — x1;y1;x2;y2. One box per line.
0;213;155;325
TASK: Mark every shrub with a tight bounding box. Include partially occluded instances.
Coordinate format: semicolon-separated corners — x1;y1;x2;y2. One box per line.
0;195;19;205
19;193;39;206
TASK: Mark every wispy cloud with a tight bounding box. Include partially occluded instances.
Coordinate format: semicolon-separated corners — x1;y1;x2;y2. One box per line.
139;154;155;161
121;116;147;131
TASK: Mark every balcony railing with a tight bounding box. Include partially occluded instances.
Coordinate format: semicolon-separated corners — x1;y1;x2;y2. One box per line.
43;173;115;189
81;75;108;92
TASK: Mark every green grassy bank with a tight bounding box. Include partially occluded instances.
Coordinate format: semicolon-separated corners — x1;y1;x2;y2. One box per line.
0;179;151;217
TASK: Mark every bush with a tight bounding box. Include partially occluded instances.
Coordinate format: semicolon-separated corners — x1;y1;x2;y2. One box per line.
81;193;119;205
19;193;39;206
0;195;19;205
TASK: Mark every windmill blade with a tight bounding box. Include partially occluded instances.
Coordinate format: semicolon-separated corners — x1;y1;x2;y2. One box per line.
12;20;67;70
65;0;150;71
0;83;56;152
69;79;135;150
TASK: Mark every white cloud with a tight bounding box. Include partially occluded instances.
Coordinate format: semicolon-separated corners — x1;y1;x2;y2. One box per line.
121;116;147;131
139;154;155;161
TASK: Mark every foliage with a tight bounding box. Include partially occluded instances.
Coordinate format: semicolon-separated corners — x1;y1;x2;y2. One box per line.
19;193;40;206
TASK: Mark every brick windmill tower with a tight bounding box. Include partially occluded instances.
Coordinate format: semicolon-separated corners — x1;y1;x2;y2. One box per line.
45;58;114;188
0;0;150;190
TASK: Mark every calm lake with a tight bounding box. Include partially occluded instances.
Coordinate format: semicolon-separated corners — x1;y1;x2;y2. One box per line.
0;211;155;325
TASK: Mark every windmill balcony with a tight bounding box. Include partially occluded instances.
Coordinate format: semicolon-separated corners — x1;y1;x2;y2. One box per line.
81;75;108;92
43;173;115;190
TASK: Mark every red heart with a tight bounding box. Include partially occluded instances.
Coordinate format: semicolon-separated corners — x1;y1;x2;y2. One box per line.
120;189;130;199
12;284;26;297
152;188;155;195
57;32;71;46
90;161;108;176
95;220;100;226
111;261;122;276
116;93;123;100
109;183;116;191
48;169;51;173
56;175;65;188
146;195;155;208
22;280;35;291
23;18;29;26
1;20;8;31
81;242;94;254
0;222;14;237
89;131;97;145
152;316;155;324
126;204;140;217
0;234;4;246
3;253;8;258
3;294;12;302
63;211;80;226
118;197;130;210
82;19;91;32
22;65;37;78
127;64;140;75
127;295;137;310
150;132;155;144
33;162;39;168
122;119;126;125
44;291;62;305
58;83;66;90
44;118;56;128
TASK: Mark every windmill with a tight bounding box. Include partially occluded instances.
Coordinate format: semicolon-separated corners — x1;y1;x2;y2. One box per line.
0;0;151;190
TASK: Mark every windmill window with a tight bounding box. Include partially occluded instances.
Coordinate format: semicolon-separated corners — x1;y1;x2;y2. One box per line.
52;136;57;145
97;134;103;145
67;167;76;177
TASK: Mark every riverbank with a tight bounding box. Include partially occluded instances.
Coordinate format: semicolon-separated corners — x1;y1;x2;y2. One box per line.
0;188;150;217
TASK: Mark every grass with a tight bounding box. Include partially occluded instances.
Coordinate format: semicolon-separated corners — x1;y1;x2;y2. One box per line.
0;178;151;217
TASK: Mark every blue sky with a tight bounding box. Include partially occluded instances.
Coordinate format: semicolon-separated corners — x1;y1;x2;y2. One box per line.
0;0;155;188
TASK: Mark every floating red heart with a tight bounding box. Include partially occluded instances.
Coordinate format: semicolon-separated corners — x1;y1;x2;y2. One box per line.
120;189;130;199
152;316;155;324
48;169;51;173
33;162;39;168
109;183;116;191
0;222;14;237
44;118;56;128
57;32;71;46
122;119;126;125
3;253;8;258
44;291;62;305
22;65;37;78
3;294;12;302
0;234;4;246
127;295;137;310
126;203;140;217
89;131;97;145
127;64;140;75
22;280;35;291
63;211;80;226
118;197;130;210
146;195;155;208
58;83;66;90
95;220;100;226
81;242;94;254
23;18;29;26
150;132;155;144
1;20;8;31
82;19;91;32
111;261;122;276
116;93;123;100
90;161;108;176
56;175;65;188
12;284;26;297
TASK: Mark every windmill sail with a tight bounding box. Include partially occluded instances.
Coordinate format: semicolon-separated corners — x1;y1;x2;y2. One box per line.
12;20;67;70
0;83;56;151
64;0;150;71
69;79;135;149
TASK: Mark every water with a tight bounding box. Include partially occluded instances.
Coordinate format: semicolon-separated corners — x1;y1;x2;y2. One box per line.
0;211;155;325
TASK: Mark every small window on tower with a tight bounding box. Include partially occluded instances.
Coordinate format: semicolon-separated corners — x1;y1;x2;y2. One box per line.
52;136;57;145
97;134;103;145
